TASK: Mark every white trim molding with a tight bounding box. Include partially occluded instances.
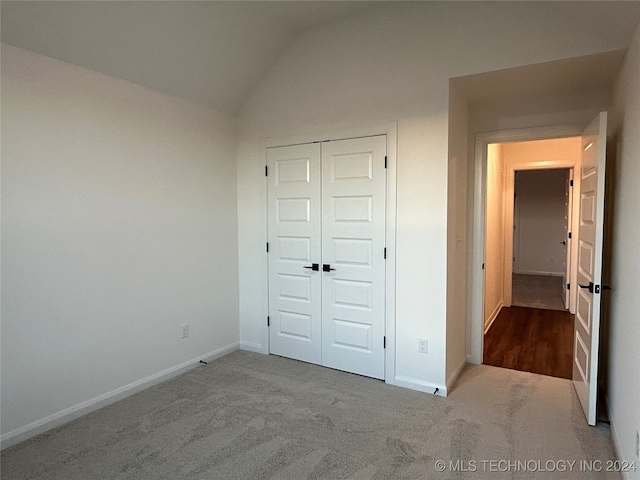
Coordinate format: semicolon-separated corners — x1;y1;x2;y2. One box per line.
484;301;503;334
239;341;263;353
607;402;635;480
513;270;565;277
445;358;468;395
395;375;447;397
0;342;239;450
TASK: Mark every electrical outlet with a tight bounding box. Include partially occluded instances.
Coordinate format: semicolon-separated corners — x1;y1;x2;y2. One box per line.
418;338;428;354
181;323;189;339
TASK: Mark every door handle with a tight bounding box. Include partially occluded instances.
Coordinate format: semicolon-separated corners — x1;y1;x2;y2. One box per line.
303;263;319;271
579;282;594;293
322;264;335;272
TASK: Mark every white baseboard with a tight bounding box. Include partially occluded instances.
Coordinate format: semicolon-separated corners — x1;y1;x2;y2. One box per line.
239;340;264;353
484;302;502;334
513;270;564;277
608;407;636;480
446;357;467;394
0;342;239;451
394;375;447;397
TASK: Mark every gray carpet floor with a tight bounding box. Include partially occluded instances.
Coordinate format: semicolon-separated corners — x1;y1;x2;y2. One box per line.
1;351;620;479
512;274;566;311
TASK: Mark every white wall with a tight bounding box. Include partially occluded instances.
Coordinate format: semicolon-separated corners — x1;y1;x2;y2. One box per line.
484;144;505;331
469;84;614;135
513;169;568;276
446;84;469;387
610;24;640;478
236;2;635;394
0;45;239;446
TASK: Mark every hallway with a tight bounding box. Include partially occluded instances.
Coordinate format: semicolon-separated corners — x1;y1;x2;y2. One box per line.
511;274;566;311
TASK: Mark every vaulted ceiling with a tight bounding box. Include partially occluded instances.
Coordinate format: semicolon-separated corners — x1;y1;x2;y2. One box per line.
0;1;377;114
2;1;640;115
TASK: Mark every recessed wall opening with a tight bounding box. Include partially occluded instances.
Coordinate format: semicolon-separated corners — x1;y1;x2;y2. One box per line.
481;137;582;380
471;112;610;426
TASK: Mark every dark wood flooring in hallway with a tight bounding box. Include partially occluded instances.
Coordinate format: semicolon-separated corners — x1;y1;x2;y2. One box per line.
483;306;574;379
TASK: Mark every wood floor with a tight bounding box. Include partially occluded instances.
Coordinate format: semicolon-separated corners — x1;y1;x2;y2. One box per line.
484;306;574;379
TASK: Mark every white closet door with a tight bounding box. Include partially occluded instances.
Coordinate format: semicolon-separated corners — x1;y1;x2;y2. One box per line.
267;143;322;364
320;136;387;379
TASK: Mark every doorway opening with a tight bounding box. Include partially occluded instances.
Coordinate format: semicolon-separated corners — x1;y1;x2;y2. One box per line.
481;138;581;380
511;168;571;312
471;114;609;425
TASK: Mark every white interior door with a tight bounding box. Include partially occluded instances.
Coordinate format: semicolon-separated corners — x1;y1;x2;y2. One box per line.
513;188;520;274
267;143;322;364
573;112;607;426
320;136;387;379
563;169;573;309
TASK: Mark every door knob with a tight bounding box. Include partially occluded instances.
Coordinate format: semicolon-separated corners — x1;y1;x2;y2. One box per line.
303;263;319;271
322;264;335;272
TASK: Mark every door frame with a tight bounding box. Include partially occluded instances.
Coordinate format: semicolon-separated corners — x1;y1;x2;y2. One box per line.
503;164;578;308
470;124;583;364
262;123;398;384
511;167;574;303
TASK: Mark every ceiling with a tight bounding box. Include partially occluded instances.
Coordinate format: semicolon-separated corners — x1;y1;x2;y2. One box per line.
452;49;628;103
2;2;640;114
0;1;377;114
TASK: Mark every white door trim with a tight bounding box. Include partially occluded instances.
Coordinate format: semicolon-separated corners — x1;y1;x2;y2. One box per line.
261;123;398;384
470;124;582;365
503;163;579;309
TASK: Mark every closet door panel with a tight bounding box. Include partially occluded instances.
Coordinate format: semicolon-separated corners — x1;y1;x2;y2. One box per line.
267;143;322;364
320;136;386;379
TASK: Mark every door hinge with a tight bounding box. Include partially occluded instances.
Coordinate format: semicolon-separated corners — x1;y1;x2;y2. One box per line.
266;242;269;253
383;336;386;349
567;283;570;290
570;179;574;187
568;232;572;239
265;165;268;176
267;316;270;327
384;247;387;259
482;263;485;270
384;156;387;168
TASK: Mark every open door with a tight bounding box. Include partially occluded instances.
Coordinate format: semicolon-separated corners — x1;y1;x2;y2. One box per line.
573;112;607;426
562;169;573;310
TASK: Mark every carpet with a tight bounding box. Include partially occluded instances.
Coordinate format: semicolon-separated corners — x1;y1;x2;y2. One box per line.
0;351;619;479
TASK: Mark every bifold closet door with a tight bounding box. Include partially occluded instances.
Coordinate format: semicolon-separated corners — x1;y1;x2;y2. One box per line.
267;143;322;364
320;136;387;379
